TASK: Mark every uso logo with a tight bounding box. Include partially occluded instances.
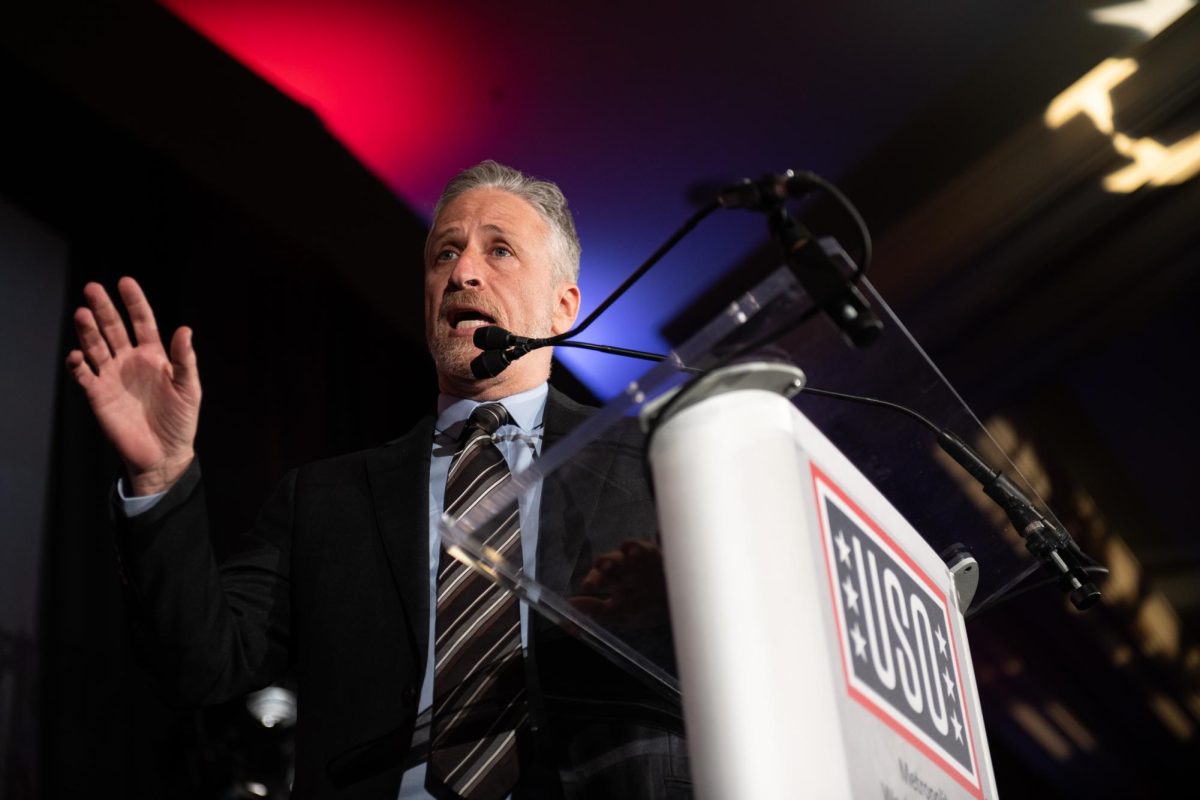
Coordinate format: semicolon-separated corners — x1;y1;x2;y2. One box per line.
812;464;982;797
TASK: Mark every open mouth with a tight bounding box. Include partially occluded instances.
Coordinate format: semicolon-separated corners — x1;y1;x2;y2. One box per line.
446;307;497;331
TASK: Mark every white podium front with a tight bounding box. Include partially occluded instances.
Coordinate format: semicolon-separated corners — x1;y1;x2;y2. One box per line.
650;386;998;799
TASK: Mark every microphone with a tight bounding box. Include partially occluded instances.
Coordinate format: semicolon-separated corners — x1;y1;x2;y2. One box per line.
473;325;536;351
719;170;881;347
933;429;1101;611
471;348;516;379
470;330;537;379
715;170;821;211
769;208;883;347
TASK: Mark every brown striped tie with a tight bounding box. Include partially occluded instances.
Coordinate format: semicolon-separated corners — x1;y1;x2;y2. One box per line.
427;403;527;800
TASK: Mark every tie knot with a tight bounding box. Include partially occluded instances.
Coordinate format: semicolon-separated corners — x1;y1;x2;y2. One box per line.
464;403;510;438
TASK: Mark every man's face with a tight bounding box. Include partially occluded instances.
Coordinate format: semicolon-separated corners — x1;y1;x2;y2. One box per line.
424;187;580;398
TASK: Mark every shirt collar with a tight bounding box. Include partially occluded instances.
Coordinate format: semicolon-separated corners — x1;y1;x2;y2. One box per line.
435;382;548;435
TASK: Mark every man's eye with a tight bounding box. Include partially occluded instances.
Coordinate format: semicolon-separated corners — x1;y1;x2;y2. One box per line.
436;249;458;262
492;246;512;257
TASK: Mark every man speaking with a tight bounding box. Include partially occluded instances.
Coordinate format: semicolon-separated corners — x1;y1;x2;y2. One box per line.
66;162;689;799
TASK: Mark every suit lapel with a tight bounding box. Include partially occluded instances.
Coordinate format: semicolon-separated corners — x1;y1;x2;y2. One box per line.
367;415;434;662
542;384;594;447
537;385;617;594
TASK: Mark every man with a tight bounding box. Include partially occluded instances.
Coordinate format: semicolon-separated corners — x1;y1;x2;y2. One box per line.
67;161;688;798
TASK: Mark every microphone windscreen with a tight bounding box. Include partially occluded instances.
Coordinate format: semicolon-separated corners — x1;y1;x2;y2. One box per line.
473;326;513;350
470;349;511;379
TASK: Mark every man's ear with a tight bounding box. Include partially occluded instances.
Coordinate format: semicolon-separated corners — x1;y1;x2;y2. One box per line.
553;283;581;335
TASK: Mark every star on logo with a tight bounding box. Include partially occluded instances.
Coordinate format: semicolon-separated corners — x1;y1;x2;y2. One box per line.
850;624;868;660
935;625;948;658
942;666;956;699
835;530;851;565
950;709;964;743
841;576;860;613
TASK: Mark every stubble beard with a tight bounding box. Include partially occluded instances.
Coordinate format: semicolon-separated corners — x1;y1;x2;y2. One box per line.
429;335;478;384
428;292;555;387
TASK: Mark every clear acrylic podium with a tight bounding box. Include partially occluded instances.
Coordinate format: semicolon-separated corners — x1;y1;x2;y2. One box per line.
437;246;1060;798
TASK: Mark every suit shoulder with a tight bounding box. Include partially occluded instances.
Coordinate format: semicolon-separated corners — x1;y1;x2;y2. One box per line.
292;416;434;485
547;383;645;444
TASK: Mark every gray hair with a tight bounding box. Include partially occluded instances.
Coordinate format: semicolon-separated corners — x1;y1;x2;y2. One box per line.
431;160;581;284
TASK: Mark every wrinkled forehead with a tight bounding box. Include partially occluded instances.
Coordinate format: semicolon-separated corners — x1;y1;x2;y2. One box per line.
425;188;550;257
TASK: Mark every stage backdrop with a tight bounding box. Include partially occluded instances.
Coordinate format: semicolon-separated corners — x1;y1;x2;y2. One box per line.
0;194;68;798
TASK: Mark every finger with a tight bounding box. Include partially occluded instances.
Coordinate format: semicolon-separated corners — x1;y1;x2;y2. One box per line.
580;567;604;590
596;552;624;571
65;349;97;390
116;276;161;348
74;307;112;370
169;326;199;390
620;540;649;555
83;281;132;353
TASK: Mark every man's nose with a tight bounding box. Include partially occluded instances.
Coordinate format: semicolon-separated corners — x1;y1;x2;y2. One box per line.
448;248;485;289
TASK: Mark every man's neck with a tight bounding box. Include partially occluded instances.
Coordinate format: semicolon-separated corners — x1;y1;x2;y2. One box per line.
436;367;553;402
435;347;556;401
437;381;548;412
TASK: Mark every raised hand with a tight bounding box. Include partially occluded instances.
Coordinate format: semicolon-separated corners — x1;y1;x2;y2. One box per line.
66;277;201;496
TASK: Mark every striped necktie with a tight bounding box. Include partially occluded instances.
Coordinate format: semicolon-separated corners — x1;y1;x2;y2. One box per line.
427;403;527;800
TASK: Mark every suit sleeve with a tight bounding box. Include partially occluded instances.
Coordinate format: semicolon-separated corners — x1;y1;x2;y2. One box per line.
113;458;294;707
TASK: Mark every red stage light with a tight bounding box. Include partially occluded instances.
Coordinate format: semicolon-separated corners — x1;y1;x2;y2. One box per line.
159;0;495;212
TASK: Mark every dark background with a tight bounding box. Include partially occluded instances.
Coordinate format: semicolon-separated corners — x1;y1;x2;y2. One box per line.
2;1;1198;797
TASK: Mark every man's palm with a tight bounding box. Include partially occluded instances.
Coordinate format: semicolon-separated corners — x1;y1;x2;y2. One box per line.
67;277;201;495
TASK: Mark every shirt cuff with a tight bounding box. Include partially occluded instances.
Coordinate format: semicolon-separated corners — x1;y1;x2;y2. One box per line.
116;477;168;518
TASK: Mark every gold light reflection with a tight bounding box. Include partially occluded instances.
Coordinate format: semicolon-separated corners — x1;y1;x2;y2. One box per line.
1105;130;1200;191
448;544;501;579
1044;58;1138;134
1101;536;1141;605
1110;644;1134;666
946;418;1192;667
1135;592;1182;660
1044;701;1099;752
1010;702;1074;761
1150;693;1196;740
1090;0;1196;39
1044;54;1200;192
952;417;1200;750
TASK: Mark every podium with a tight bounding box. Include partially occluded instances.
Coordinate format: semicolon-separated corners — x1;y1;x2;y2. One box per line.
438;250;1059;798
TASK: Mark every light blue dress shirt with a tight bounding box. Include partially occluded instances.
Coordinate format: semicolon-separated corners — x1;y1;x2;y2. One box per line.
121;382;551;800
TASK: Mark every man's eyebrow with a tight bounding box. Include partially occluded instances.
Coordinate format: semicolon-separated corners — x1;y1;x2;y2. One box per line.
428;224;463;244
427;223;510;244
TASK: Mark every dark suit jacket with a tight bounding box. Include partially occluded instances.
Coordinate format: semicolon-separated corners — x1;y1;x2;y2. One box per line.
115;385;688;799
